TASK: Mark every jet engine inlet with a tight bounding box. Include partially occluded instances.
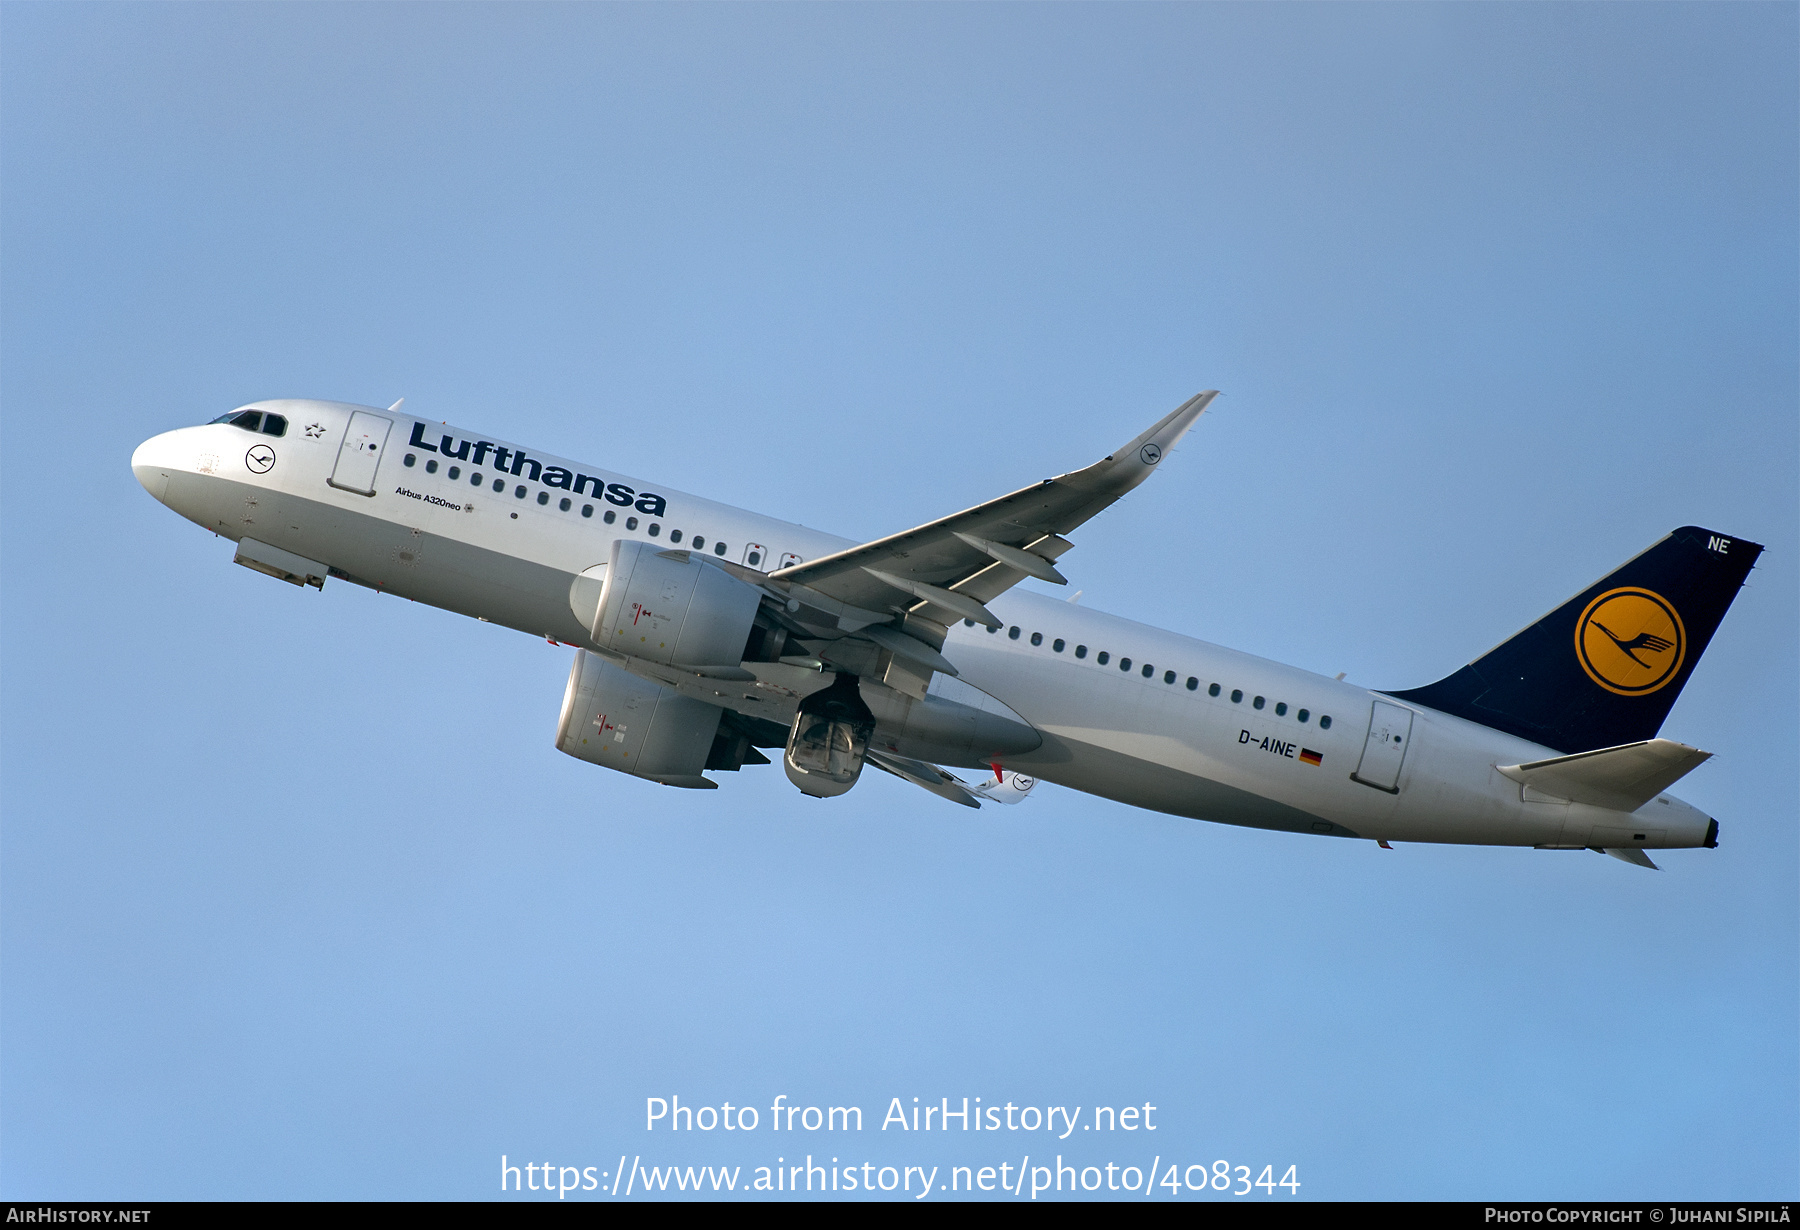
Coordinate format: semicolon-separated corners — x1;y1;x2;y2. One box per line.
784;673;876;799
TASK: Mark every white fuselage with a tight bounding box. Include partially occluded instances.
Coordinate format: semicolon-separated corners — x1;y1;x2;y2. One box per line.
131;400;1715;851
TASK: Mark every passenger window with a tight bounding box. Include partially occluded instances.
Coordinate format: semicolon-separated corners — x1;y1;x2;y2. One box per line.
448;466;460;480
1075;645;1087;659
1230;689;1242;703
1030;632;1042;646
648;523;660;537
670;530;683;543
1320;715;1332;730
471;472;483;485
987;624;998;634
260;414;287;437
1253;696;1265;709
515;485;527;499
1275;702;1287;716
536;491;548;505
1297;709;1310;723
964;619;976;628
626;516;638;530
745;550;759;565
692;537;704;550
1208;683;1220;697
1186;677;1198;691
1097;652;1109;665
1141;664;1153;678
1119;657;1132;671
425;459;438;474
603;510;616;524
403;454;416;467
1008;627;1020;640
713;542;726;556
1053;639;1065;653
581;505;593;518
1164;670;1176;684
559;497;571;511
492;479;504;492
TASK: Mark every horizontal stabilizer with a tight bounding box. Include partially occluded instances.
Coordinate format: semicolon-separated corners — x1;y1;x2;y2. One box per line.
867;750;982;808
1498;739;1711;812
971;766;1037;805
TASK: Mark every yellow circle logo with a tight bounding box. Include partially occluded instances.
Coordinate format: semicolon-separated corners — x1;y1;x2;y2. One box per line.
1575;587;1686;696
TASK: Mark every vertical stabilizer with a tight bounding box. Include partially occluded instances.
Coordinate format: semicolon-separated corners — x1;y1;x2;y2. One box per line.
1389;527;1761;754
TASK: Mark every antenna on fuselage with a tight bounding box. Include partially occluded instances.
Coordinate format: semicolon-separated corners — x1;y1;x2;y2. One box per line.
387;398;405;413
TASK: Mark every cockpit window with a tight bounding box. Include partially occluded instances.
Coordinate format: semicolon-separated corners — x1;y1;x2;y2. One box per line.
210;410;272;433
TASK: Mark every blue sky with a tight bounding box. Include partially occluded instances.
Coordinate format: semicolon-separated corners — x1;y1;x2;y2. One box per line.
3;3;1794;1200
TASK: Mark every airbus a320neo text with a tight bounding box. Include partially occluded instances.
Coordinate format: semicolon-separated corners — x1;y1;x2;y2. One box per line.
132;393;1762;868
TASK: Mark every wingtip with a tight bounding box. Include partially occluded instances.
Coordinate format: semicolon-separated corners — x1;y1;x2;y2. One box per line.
1125;389;1216;456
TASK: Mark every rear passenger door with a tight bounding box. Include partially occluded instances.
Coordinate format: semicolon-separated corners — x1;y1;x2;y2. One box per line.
1352;700;1414;793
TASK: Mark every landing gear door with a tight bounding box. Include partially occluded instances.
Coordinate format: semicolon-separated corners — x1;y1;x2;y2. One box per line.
328;411;394;496
1352;700;1414;793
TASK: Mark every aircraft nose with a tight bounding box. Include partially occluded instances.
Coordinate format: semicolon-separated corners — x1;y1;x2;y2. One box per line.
131;431;181;502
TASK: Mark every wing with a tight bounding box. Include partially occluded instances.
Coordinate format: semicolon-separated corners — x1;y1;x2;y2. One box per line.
766;390;1216;652
614;390;1215;709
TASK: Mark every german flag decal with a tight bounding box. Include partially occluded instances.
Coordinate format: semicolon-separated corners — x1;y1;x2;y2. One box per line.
1299;748;1323;767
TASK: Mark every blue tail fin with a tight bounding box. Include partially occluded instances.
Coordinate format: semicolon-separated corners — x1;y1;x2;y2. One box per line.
1388;526;1762;754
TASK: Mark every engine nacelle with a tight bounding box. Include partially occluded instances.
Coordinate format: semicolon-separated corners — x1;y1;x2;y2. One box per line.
592;539;762;669
784;673;877;799
555;649;724;788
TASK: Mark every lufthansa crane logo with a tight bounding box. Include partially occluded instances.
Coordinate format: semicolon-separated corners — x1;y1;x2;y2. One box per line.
245;444;276;474
1575;587;1686;696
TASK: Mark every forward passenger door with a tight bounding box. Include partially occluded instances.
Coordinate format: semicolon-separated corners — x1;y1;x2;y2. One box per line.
327;412;394;496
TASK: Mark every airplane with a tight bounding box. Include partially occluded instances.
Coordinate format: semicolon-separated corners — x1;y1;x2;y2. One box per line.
130;393;1762;869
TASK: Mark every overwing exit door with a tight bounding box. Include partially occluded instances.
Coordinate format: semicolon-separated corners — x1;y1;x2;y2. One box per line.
1352;700;1414;793
328;412;394;496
